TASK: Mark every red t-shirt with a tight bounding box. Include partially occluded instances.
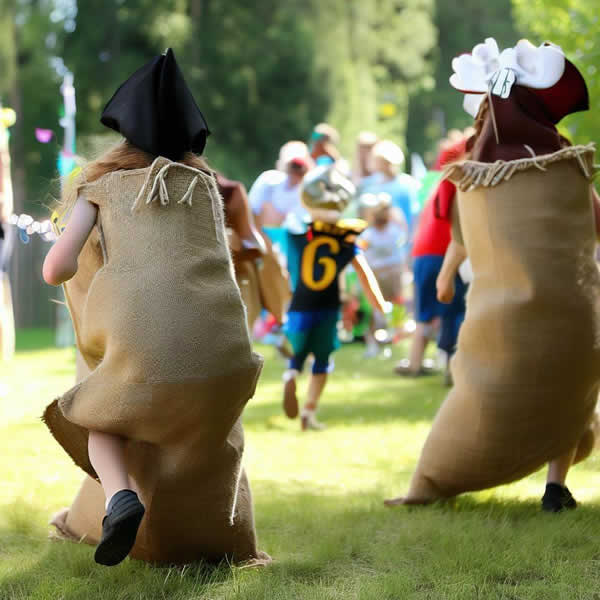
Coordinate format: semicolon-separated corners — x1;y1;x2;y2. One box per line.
411;187;452;257
411;140;466;258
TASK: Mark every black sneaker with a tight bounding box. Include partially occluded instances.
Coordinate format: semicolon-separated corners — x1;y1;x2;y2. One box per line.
541;483;578;513
94;489;145;566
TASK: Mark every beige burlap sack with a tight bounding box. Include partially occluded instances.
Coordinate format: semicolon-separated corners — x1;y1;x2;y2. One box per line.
45;157;269;565
256;237;291;324
404;145;600;502
227;228;262;329
235;259;262;330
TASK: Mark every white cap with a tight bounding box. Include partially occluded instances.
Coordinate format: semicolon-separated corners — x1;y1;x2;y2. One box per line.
357;131;378;146
276;141;310;171
372;140;405;166
359;192;392;210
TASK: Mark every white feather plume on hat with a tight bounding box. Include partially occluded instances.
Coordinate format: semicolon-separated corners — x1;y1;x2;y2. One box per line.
450;38;566;117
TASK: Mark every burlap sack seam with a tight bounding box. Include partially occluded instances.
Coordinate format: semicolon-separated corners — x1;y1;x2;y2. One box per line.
204;171;227;247
445;144;597;191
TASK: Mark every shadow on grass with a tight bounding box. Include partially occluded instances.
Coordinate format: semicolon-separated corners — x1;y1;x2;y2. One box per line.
244;374;447;428
246;342;449;429
0;501;235;600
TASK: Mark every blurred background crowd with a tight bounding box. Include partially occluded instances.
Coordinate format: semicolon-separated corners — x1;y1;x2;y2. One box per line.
0;0;598;374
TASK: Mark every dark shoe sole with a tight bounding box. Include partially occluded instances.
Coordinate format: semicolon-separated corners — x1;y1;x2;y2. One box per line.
94;503;145;566
283;378;298;419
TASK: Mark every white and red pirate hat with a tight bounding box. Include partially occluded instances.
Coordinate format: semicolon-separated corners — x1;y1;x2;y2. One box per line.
450;38;588;124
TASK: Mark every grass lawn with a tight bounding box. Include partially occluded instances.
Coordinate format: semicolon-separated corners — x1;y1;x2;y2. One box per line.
1;329;600;599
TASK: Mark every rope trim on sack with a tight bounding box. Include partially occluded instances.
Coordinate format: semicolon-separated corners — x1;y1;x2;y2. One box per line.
131;158;214;212
444;143;597;192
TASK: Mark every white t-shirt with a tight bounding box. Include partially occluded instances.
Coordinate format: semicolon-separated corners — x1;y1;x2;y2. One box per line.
360;222;408;270
248;169;309;222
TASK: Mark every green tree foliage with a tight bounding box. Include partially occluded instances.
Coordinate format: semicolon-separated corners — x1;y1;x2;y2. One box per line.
7;1;74;211
62;0;190;139
13;0;330;188
512;0;600;145
181;0;328;181
310;0;437;156
4;0;525;211
406;0;518;163
0;0;17;98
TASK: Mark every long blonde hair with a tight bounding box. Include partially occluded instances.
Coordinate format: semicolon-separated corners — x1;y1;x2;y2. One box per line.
58;139;211;214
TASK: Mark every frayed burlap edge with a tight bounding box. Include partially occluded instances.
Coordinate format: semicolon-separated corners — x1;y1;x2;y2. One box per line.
444;143;597;192
48;508;93;544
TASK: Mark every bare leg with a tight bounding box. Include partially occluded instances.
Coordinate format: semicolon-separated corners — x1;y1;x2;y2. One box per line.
88;432;146;566
302;373;327;431
305;373;327;412
394;322;430;375
88;431;130;504
547;445;578;486
408;323;428;373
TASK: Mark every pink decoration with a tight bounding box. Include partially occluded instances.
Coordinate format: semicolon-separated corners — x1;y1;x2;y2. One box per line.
35;128;54;143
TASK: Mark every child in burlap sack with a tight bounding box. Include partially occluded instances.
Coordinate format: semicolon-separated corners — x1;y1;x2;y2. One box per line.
43;49;265;566
386;39;600;512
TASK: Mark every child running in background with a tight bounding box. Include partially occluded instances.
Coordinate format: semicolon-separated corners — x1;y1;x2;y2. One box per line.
359;192;407;305
283;165;389;430
358;192;408;356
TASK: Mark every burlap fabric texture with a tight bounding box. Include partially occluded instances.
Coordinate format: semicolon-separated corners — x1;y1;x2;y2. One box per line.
45;157;269;565
227;228;291;329
403;145;600;502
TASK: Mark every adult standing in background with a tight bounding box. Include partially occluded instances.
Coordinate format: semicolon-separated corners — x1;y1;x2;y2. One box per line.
249;141;313;228
352;131;378;184
394;136;469;378
309;123;341;167
359;140;420;239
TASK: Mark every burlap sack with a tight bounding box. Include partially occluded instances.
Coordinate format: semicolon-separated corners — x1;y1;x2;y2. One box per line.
235;259;262;330
227;228;262;329
45;157;269;565
404;145;600;502
257;236;291;325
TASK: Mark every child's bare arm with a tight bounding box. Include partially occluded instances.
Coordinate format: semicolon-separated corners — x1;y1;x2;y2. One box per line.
351;253;388;314
436;240;467;304
43;196;98;286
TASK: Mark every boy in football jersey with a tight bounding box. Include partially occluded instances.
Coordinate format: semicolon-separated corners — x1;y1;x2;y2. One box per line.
283;165;389;430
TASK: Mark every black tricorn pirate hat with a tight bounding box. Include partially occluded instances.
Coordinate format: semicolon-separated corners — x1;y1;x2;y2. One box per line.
100;48;210;160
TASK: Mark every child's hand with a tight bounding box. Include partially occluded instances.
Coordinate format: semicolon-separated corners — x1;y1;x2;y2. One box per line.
436;274;455;304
